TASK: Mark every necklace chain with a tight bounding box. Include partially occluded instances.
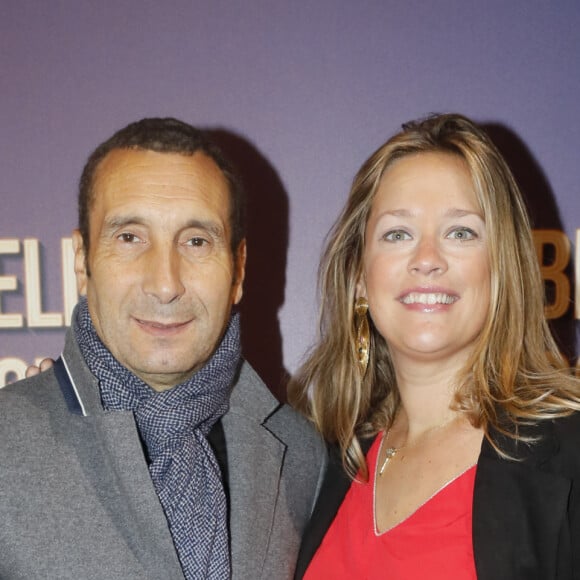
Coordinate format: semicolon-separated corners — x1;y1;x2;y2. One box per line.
378;415;458;476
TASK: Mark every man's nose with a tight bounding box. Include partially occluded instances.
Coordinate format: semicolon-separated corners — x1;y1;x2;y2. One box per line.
142;244;185;303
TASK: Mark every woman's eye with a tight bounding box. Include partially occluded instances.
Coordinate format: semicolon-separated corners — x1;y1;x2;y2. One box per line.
383;230;411;242
448;227;477;240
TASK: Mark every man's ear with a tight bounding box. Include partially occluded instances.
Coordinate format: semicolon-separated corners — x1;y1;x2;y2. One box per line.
72;230;88;296
232;239;247;305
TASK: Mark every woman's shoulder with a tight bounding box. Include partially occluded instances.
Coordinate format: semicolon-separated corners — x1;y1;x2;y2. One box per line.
552;408;580;430
483;412;580;467
550;411;580;459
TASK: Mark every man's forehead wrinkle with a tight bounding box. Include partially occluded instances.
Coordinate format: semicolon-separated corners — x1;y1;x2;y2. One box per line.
94;174;223;200
96;167;226;199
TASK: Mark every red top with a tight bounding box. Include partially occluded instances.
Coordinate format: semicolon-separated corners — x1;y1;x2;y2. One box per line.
305;434;478;579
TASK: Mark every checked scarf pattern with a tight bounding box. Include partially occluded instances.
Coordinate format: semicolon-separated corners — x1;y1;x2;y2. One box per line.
74;298;240;579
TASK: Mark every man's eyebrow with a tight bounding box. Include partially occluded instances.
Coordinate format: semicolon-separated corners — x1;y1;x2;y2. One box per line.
182;219;225;239
103;216;145;229
103;216;226;239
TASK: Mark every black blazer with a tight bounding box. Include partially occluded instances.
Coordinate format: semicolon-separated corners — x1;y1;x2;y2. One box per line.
295;413;580;579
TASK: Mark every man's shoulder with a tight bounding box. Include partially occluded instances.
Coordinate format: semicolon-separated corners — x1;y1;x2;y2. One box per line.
0;336;99;427
0;370;60;414
0;370;67;449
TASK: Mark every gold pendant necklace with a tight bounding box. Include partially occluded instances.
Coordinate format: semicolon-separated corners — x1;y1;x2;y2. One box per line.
378;445;398;475
378;414;459;476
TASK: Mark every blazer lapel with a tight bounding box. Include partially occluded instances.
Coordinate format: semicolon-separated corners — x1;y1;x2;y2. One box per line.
86;412;186;578
293;444;351;579
223;409;285;577
222;362;287;578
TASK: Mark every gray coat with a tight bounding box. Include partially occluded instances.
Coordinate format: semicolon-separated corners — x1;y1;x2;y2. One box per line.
0;330;326;580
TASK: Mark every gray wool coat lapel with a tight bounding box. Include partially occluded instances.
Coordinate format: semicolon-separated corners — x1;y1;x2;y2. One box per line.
223;369;286;578
223;362;327;580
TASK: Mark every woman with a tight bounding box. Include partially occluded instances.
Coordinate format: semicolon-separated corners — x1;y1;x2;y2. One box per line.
290;113;580;579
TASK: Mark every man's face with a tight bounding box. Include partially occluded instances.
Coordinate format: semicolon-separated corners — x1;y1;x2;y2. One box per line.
73;148;245;391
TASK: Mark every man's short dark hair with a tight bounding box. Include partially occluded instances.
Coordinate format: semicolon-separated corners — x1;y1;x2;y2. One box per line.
78;117;246;255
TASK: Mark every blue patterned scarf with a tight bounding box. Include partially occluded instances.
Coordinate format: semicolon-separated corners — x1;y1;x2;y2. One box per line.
74;297;240;579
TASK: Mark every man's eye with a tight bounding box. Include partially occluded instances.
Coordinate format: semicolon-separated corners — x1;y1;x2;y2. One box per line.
118;233;140;243
383;230;411;242
448;227;477;241
187;237;208;247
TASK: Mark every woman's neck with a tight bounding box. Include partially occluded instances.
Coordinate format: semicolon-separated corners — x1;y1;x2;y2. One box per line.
391;354;467;438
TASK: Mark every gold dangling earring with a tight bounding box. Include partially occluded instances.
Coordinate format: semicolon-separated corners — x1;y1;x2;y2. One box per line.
354;297;370;377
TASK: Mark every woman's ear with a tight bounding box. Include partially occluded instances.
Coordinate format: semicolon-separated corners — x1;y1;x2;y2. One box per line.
355;276;367;300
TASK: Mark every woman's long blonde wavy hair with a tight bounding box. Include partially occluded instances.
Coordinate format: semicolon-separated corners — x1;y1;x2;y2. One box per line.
288;113;580;480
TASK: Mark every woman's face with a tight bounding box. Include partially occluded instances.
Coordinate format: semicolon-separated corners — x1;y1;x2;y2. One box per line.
359;151;490;369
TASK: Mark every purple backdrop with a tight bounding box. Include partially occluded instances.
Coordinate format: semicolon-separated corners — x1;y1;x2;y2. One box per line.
1;1;579;397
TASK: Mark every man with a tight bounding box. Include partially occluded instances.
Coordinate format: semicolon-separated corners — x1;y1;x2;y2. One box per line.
0;118;325;579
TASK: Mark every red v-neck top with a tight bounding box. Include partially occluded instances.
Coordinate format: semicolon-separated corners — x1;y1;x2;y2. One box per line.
305;434;478;579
